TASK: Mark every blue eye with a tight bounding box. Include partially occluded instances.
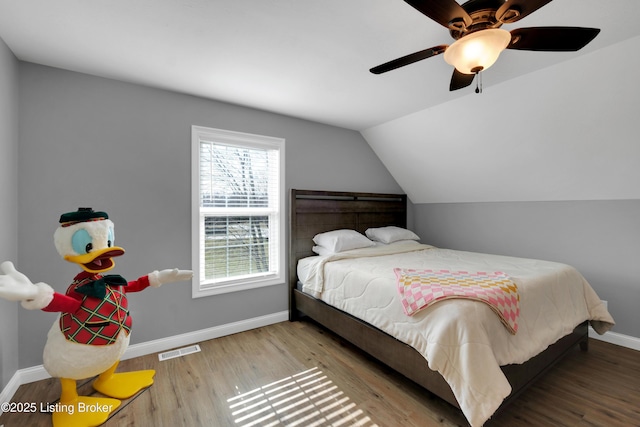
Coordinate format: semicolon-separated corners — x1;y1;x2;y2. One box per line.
71;229;93;254
108;228;114;247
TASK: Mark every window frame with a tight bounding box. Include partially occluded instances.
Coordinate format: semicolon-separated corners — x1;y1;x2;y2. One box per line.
191;125;285;298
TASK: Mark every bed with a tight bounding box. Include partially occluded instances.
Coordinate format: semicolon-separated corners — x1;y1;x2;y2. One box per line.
288;189;614;427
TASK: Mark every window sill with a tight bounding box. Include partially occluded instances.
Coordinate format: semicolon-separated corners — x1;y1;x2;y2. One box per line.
191;275;283;298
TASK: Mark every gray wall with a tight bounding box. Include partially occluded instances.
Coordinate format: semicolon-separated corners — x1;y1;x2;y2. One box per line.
0;37;19;390
16;62;402;369
413;200;640;338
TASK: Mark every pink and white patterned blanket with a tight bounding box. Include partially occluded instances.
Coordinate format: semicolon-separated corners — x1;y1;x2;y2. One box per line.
395;268;520;334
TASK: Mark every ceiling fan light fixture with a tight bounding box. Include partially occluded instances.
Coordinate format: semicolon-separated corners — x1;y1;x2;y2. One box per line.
444;28;511;74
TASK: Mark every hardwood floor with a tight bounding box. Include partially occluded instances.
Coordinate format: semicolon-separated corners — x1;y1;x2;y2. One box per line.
1;320;639;427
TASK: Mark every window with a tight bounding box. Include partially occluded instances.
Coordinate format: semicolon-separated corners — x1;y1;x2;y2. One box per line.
191;126;285;297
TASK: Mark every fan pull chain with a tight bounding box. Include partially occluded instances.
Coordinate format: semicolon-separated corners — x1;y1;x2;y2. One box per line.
475;71;483;94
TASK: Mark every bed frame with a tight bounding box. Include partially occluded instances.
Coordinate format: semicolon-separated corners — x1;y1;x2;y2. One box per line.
289;189;588;414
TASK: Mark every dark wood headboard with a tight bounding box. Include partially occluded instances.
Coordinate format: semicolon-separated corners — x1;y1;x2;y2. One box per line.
289;189;407;305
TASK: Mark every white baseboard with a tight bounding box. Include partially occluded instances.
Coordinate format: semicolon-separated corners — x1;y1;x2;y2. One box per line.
9;364;50;387
0;370;21;409
1;310;288;409
121;310;288;361
589;327;640;351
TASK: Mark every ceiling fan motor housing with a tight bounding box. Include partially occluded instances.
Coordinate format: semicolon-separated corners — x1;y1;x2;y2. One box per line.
449;0;514;40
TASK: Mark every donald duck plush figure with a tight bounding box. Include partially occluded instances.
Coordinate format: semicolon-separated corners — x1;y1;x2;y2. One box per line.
0;208;192;427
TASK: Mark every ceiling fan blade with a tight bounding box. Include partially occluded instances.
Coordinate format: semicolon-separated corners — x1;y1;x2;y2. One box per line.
404;0;472;29
370;45;447;74
496;0;553;24
450;69;475;91
508;27;600;51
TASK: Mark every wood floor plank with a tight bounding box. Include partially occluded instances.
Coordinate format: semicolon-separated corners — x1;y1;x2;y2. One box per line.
1;321;638;427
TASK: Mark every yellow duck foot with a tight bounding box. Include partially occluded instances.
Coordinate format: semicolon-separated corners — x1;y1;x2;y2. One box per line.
51;395;121;427
92;369;156;399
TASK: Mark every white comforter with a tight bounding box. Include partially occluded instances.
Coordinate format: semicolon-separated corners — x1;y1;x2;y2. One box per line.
297;241;614;427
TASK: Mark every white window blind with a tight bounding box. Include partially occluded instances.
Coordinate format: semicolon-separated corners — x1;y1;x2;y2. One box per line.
191;126;285;297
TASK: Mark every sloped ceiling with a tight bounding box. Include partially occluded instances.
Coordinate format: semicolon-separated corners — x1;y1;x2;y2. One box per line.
0;0;638;130
362;35;640;203
1;0;639;203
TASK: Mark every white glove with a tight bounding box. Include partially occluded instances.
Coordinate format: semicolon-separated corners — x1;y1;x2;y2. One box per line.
0;261;54;310
148;268;193;287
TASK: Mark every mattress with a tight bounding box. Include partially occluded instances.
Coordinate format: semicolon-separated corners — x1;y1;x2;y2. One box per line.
297;241;614;427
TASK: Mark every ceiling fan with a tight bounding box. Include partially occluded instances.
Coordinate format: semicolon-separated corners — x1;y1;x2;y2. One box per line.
370;0;600;91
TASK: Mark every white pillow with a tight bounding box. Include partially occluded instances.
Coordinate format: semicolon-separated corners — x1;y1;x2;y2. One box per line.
365;226;419;244
312;229;375;253
312;245;334;256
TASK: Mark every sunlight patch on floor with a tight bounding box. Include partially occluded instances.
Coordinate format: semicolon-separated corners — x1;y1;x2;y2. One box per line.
227;367;377;427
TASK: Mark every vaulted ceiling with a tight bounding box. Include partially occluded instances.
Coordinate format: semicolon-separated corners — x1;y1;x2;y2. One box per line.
1;0;639;203
0;0;637;131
